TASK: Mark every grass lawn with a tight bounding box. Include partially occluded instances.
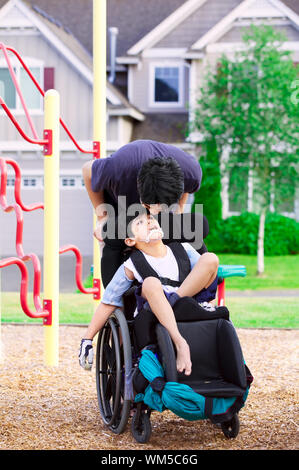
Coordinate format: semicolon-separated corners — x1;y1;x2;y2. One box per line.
226;296;299;329
217;254;299;290
1;291;298;329
1;254;298;328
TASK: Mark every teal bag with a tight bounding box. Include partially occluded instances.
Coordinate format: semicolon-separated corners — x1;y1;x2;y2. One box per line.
135;349;251;423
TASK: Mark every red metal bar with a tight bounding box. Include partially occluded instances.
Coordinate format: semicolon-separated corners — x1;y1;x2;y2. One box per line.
0;257;49;320
0;157;44;211
217;279;225;306
0;98;48;146
0;157;44;311
0;42;39;140
3;45;100;158
59;244;100;296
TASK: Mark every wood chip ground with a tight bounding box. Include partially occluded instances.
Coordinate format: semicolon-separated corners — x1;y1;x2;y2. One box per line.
0;325;298;450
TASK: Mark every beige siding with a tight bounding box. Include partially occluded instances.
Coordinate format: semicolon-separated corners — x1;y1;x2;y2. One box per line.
218;24;299;42
156;0;241;48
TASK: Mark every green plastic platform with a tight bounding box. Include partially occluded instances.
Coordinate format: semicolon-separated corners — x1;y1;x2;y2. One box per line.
217;265;247;278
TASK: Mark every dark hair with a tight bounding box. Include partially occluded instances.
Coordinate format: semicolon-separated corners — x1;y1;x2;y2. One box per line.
137;157;184;206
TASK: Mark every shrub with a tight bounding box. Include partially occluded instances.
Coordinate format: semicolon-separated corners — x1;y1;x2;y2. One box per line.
205;212;299;255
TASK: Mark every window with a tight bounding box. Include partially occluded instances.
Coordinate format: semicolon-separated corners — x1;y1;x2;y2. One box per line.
150;63;183;107
155;67;179;102
62;178;76;187
0;68;16;108
5;176;42;188
23;178;37;187
6;177;15;187
60;176;85;189
0;59;43;112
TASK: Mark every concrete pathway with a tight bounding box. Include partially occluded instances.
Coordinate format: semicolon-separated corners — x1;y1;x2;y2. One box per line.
226;289;299;297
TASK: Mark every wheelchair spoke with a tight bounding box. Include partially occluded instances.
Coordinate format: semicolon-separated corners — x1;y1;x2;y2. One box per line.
105;375;113;401
104;343;116;369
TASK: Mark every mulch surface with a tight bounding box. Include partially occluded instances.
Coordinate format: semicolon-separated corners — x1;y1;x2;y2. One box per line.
0;325;298;451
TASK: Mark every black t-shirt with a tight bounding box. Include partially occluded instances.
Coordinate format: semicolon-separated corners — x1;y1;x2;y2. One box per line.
91;140;202;211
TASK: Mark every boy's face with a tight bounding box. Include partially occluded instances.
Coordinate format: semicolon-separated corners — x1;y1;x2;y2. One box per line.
125;214;163;247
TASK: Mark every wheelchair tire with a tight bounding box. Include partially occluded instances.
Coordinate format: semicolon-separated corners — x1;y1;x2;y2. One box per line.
96;308;132;434
156;324;177;382
221;414;240;439
131;407;152;444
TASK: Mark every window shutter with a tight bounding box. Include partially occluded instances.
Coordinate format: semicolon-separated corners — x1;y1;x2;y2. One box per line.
44;67;55;92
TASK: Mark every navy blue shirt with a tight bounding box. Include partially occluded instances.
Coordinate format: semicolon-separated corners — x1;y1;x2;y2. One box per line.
91;140;202;209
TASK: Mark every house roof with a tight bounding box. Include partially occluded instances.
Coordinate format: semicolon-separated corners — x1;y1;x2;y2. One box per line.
1;0;298;59
0;0;186;59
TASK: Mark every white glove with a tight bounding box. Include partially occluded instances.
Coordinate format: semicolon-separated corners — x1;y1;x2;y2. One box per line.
79;339;94;370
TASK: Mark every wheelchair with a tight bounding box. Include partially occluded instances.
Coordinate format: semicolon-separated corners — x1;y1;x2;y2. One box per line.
95;263;252;444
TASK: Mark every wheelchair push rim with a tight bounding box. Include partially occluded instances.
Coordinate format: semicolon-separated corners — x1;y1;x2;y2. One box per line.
96;309;132;434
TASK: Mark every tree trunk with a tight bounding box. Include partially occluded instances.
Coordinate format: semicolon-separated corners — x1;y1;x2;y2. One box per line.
257;208;266;275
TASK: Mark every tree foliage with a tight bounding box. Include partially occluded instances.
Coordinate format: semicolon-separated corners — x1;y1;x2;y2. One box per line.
191;25;299;269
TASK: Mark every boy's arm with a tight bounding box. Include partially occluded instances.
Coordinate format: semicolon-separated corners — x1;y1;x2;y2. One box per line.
82;264;134;341
79;264;135;370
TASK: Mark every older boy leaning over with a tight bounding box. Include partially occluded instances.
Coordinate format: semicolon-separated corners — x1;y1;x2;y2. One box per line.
79;213;220;376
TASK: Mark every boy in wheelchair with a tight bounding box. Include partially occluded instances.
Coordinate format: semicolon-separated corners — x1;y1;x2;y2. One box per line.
79;212;228;376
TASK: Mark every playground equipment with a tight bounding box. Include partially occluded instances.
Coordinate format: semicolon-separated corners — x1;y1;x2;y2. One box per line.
0;0;106;366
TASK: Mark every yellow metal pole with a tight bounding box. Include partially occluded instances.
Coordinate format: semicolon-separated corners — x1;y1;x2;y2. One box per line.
43;89;60;367
93;0;106;304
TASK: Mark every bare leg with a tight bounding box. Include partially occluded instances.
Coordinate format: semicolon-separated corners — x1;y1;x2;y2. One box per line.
141;277;192;376
176;252;219;299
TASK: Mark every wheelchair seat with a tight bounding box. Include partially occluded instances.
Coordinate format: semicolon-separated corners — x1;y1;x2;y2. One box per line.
157;317;247;399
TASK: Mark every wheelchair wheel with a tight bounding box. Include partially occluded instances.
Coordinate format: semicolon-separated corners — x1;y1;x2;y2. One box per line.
131;404;152;444
221;414;240;439
96;308;132;434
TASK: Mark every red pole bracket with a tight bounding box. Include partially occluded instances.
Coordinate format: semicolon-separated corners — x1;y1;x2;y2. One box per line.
43;129;53;156
217;279;225;307
93;141;100;159
93;278;101;300
43;299;52;325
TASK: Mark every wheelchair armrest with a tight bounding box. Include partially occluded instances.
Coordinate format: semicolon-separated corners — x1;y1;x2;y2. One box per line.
218;265;246;279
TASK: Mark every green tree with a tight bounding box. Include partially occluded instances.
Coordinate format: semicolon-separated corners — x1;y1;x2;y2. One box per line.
191;25;299;274
192;137;222;231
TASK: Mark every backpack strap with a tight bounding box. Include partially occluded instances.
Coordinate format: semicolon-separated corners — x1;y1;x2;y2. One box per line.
130;249;181;288
129;242;191;288
167;242;191;283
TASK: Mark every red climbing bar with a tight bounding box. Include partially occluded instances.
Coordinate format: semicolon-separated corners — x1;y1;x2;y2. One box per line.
0;98;49;147
59;244;100;297
0;257;50;321
2;44;100;158
0;157;44;211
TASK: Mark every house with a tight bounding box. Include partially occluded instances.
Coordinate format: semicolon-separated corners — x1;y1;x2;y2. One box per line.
0;0;298;266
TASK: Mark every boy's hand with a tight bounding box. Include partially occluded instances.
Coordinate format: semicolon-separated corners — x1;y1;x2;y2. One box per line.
79;339;94;370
